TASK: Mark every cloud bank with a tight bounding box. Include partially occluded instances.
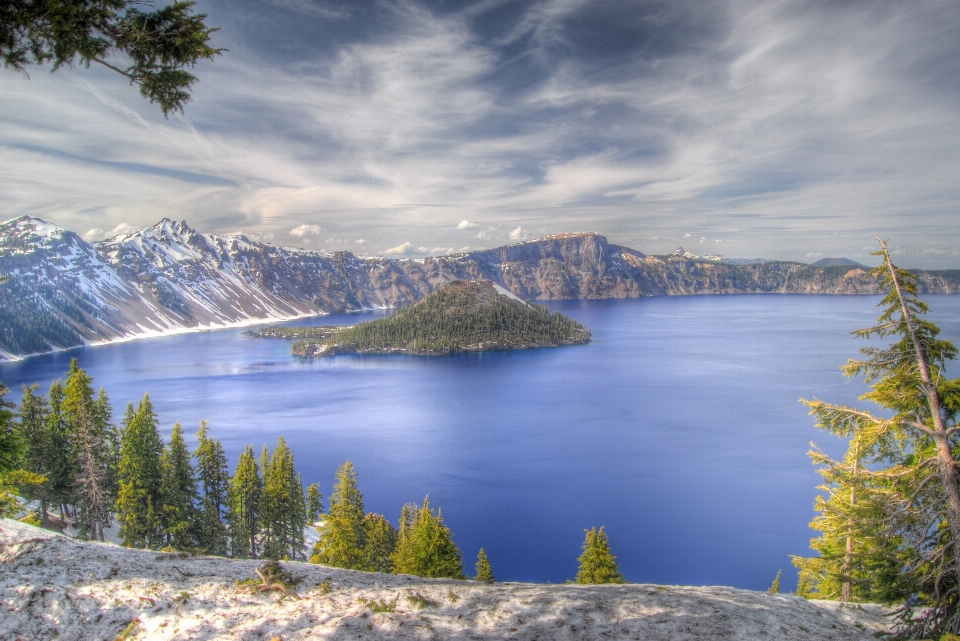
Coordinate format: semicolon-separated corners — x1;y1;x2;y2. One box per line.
2;0;959;266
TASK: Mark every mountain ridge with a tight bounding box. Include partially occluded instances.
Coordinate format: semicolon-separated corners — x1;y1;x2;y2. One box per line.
1;216;958;360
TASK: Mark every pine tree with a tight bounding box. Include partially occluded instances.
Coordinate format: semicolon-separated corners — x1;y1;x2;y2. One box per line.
306;483;324;524
390;497;464;579
312;460;366;569
259;437;306;560
96;388;120;503
227;445;262;559
363;513;398;573
116;395;165;548
0;382;24;517
475;548;494;584
159;423;199;549
793;240;960;637
45;381;73;520
63;360;112;541
576;526;625;584
194;421;230;555
15;384;53;523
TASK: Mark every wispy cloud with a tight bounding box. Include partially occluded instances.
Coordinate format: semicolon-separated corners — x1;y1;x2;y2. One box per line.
2;0;960;266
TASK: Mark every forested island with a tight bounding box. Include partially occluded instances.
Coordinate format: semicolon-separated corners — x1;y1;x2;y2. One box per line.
289;280;591;357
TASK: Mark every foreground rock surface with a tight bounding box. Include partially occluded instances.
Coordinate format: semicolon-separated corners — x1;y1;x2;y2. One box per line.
0;520;889;641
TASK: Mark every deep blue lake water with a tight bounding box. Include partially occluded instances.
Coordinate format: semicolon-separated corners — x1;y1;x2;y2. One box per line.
3;294;960;591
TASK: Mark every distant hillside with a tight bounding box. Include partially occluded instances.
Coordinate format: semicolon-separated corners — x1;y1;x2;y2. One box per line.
810;257;867;268
292;280;590;357
1;216;959;360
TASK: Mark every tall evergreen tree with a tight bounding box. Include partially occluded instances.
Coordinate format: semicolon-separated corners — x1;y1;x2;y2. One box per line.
0;382;24;517
475;548;494;584
312;460;366;569
116;395;165;548
227;445;262;559
793;240;960;638
259;437;306;560
306;482;324;524
95;388;120;503
63;360;112;540
15;384;53;523
160;422;199;549
576;526;625;584
391;497;464;579
45;381;73;519
194;421;230;555
363;513;398;573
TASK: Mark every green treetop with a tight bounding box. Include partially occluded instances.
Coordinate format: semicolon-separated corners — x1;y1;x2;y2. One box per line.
260;437;306;560
0;382;25;516
475;548;494;584
63;360;112;540
312;460;366;570
306;482;324;524
159;422;199;549
116;394;164;548
391;497;464;579
227;444;261;559
576;526;625;584
194;421;230;555
14;384;53;522
793;239;960;638
362;513;398;574
1;0;223;115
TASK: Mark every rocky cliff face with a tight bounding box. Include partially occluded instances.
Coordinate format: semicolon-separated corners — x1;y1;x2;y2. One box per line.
1;216;958;359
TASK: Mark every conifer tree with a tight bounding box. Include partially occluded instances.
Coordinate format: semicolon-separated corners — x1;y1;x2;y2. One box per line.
227;445;262;559
312;460;366;569
15;384;53;523
768;570;782;594
45;381;73;519
576;526;625;584
363;513;398;573
159;422;199;549
63;360;112;540
306;482;324;524
194;421;230;555
475;548;494;584
0;382;24;517
116;395;165;548
390;497;464;579
96;388;120;502
793;240;960;638
260;437;306;560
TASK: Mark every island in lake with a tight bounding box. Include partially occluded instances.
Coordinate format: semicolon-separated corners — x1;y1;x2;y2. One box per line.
260;279;591;357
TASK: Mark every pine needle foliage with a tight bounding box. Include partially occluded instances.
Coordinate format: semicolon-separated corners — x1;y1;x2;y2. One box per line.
116;395;164;548
63;360;112;540
0;382;24;517
14;384;53;522
227;445;261;559
259;437;306;560
1;0;223;115
793;239;960;639
312;460;366;569
390;497;464;579
363;512;398;574
159;422;199;549
195;421;230;555
306;482;323;523
576;526;625;584
293;280;590;356
475;548;494;584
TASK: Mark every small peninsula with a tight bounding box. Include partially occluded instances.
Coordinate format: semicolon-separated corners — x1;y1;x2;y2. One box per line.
291;279;591;357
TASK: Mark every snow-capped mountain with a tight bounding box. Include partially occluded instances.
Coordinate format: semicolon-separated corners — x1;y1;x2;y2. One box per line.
1;216;957;360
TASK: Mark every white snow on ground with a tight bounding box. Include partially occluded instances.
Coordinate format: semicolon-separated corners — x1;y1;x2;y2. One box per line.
0;519;892;641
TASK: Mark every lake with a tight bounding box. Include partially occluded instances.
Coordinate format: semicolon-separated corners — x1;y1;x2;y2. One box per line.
3;294;960;590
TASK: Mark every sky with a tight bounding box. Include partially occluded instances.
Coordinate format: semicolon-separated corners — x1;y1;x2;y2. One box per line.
2;0;960;267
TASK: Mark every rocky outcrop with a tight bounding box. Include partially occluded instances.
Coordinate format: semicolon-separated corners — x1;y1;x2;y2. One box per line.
1;216;958;360
0;519;891;641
